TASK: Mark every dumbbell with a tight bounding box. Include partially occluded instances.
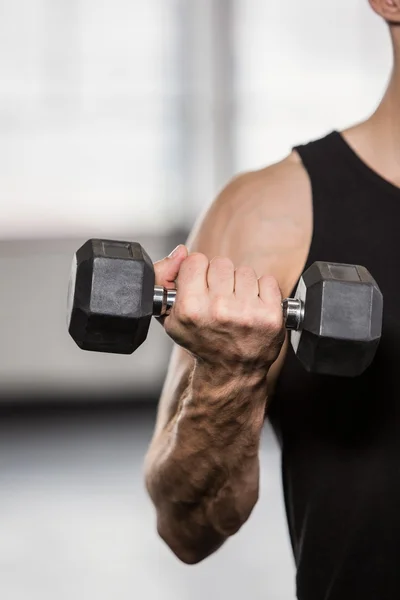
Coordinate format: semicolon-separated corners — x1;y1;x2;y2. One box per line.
67;239;383;377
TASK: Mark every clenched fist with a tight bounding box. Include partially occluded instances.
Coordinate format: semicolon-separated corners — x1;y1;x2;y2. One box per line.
154;247;285;373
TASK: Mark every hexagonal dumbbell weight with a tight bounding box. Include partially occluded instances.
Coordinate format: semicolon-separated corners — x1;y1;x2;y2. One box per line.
67;239;383;377
286;262;383;376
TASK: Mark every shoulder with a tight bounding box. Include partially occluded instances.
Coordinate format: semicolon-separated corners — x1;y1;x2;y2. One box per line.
193;152;311;233
189;152;313;295
223;151;310;212
204;152;312;242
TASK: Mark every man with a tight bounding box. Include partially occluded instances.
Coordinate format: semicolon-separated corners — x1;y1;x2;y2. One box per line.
144;1;400;598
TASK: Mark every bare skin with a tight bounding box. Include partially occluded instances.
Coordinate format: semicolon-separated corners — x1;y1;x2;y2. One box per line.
145;0;400;565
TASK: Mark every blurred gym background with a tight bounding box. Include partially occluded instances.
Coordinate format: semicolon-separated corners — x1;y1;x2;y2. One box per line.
0;1;390;598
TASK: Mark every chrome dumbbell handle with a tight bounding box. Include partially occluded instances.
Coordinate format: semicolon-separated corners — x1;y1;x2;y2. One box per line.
153;286;177;318
282;298;305;331
153;286;304;331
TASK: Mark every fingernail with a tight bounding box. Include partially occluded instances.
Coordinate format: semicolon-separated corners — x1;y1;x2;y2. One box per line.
168;245;181;258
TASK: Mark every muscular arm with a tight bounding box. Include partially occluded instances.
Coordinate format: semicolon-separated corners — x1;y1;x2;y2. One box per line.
144;152;312;564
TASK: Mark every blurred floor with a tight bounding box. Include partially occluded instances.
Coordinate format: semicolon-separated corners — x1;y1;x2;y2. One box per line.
0;404;295;600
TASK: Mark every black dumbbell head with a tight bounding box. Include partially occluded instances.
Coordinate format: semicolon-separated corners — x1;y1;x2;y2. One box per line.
67;239;155;354
290;262;383;377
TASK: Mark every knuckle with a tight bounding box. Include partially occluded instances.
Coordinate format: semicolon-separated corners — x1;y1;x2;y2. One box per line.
238;311;255;330
188;252;208;265
210;298;230;323
260;274;281;293
236;265;257;279
177;253;208;285
183;253;209;272
265;307;283;333
176;298;201;324
210;256;234;270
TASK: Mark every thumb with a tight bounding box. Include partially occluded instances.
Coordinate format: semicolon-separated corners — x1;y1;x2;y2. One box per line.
154;244;188;288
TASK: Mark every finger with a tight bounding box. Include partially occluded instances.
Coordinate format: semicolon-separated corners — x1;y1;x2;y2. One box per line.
234;265;259;300
258;274;282;307
175;252;209;299
154;245;188;289
207;256;235;295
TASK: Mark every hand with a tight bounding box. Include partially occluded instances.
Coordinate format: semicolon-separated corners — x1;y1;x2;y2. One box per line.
163;253;285;373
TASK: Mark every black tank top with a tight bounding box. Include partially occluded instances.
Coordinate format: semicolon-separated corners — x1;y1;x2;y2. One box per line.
269;131;400;600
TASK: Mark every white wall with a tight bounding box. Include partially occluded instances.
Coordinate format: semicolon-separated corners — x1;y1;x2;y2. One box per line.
234;0;391;170
0;0;392;240
0;0;180;239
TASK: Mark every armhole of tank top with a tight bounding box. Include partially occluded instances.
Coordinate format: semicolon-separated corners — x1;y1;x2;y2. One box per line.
291;144;320;295
268;145;319;425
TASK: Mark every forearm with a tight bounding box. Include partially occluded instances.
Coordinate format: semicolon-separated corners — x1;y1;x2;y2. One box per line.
145;360;268;560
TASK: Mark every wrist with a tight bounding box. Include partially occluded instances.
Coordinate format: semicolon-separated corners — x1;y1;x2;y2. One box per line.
184;358;269;435
193;356;269;387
